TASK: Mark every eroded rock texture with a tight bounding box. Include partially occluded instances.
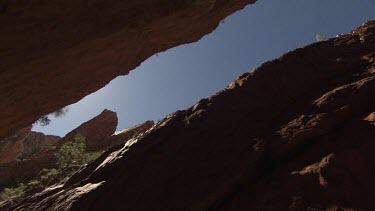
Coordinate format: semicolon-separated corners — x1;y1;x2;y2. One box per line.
0;109;118;185
58;109;118;152
0;0;256;139
105;120;154;149
0;109;153;189
5;21;375;211
0;126;60;164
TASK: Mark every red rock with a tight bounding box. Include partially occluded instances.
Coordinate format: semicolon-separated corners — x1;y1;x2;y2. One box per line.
0;109;118;184
58;109;118;151
14;126;33;137
0;128;60;164
0;109;152;189
4;21;375;211
0;0;257;139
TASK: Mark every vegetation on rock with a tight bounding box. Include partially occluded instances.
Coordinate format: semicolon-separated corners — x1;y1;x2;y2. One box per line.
316;34;328;42
35;107;69;126
0;134;102;202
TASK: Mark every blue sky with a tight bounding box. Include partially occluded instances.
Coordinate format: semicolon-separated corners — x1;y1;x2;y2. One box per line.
33;0;375;136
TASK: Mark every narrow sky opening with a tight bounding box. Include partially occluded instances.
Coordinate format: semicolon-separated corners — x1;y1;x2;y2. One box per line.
33;0;375;136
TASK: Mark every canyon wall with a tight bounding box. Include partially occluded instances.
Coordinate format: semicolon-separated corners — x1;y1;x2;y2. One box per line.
0;0;256;139
0;109;153;187
0;127;60;164
4;21;375;211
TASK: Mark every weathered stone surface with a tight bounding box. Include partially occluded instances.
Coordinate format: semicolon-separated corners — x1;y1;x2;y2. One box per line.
0;109;153;189
0;127;60;164
58;109;118;152
104;120;154;150
0;0;257;139
0;109;118;184
5;21;375;211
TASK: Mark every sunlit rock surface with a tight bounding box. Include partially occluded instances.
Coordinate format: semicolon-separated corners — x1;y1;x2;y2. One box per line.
5;21;375;211
0;127;60;164
0;0;257;139
58;109;118;152
0;109;152;188
105;120;154;150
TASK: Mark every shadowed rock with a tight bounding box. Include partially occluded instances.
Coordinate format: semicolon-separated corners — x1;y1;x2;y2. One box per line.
0;109;154;190
4;21;375;211
0;127;60;164
0;109;117;185
58;109;118;152
0;0;257;139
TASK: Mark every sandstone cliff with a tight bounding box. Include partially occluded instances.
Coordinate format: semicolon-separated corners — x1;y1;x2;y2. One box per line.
105;120;155;149
0;0;256;139
4;21;375;211
0;110;117;187
0;127;60;164
0;109;154;189
57;109;118;152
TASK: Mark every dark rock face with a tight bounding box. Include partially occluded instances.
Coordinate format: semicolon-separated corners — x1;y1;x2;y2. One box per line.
0;0;257;139
5;21;375;211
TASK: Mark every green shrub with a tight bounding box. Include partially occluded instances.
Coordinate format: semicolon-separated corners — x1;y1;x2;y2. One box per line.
184;116;190;126
0;134;103;201
0;183;25;201
316;34;328;42
40;168;60;188
27;180;41;189
56;134;87;170
35;107;69;126
56;134;102;171
41;134;103;187
35;115;51;126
